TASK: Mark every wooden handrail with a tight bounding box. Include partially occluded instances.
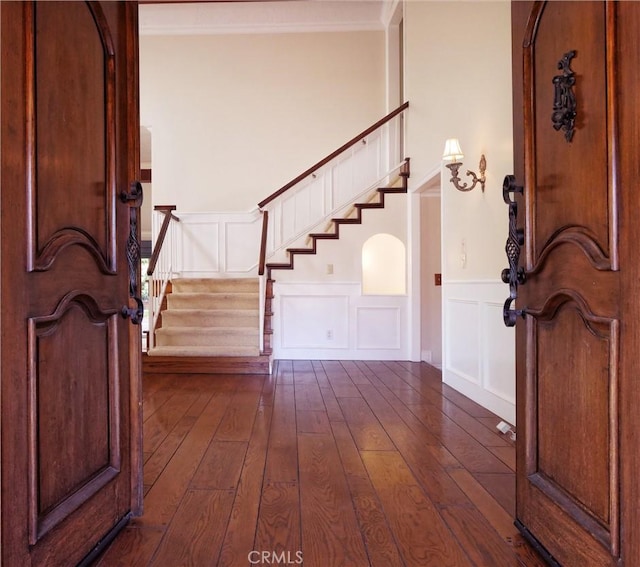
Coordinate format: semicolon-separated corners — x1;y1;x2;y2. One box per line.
258;210;269;276
147;205;178;276
257;101;409;209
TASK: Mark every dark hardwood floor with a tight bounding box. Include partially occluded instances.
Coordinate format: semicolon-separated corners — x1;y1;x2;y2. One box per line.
94;360;545;566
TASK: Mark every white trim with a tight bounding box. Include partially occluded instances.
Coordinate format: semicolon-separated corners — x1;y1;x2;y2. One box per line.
412;163;442;194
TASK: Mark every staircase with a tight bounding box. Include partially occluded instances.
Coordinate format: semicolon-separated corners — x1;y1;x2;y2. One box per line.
261;160;410;353
145;104;410;373
144;277;270;374
265;171;409;278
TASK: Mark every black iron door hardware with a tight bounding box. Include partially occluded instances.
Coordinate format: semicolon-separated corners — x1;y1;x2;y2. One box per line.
120;181;144;324
551;50;577;142
501;175;527;327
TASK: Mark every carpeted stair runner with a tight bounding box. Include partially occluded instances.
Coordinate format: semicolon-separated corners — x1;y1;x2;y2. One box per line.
148;277;260;357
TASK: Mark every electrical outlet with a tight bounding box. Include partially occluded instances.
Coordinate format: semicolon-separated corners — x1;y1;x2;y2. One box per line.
326;263;334;275
326;330;333;340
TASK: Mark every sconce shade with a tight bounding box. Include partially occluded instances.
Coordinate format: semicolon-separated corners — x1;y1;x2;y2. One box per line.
442;138;464;162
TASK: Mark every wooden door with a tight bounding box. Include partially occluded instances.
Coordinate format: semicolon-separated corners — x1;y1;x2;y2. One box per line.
0;2;142;565
510;1;640;565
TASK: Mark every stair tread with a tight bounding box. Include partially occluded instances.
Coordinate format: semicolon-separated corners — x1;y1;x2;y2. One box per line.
266;262;292;268
309;233;338;239
287;248;315;254
170;291;259;296
173;277;258;283
332;217;361;224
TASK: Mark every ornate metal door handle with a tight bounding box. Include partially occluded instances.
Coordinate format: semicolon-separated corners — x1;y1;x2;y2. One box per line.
501;175;527;327
120;181;144;324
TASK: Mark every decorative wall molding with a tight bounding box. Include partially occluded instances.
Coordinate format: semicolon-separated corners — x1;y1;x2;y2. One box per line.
356;306;401;349
281;295;350;349
445;298;481;384
273;281;408;360
139;1;386;36
442;281;515;423
170;211;262;277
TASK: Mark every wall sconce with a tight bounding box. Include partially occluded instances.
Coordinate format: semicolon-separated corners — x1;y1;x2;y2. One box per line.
442;138;486;192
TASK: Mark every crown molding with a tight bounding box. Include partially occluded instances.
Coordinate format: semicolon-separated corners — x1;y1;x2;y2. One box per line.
139;1;388;35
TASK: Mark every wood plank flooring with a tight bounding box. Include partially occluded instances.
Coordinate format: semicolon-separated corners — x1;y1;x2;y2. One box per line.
94;360;545;567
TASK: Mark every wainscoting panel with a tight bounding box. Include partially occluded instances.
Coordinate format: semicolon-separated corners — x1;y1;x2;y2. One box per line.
224;218;262;273
445;299;480;384
281;295;349;349
273;282;408;360
356;307;401;349
483;301;517;406
179;219;220;275
174;211;261;277
443;281;515;424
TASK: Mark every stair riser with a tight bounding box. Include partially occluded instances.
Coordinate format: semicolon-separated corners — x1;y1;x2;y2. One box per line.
172;279;259;293
162;312;259;328
156;330;259;347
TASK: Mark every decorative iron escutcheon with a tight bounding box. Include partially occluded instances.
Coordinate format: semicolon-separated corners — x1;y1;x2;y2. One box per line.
551;50;577;142
501;175;526;327
120;181;144;324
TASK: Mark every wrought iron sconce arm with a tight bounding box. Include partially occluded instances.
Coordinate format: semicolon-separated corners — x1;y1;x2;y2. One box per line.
446;154;487;192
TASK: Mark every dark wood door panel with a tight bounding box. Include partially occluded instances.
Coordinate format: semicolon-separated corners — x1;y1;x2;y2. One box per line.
28;292;122;544
31;1;117;274
528;1;613;268
535;304;617;529
1;1;141;565
522;492;615;567
523;246;618;317
513;1;637;565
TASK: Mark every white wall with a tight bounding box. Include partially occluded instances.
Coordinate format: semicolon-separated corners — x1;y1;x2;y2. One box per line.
140;31;386;212
140;127;152;241
140;182;152;241
404;1;515;421
405;1;513;280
